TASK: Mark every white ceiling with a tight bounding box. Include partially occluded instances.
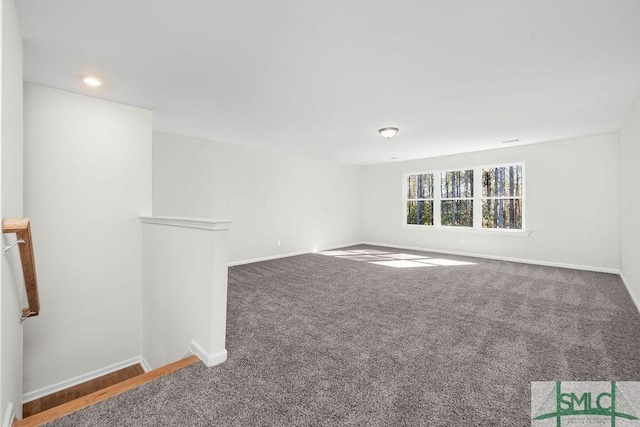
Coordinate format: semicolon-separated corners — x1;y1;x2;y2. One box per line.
16;0;640;165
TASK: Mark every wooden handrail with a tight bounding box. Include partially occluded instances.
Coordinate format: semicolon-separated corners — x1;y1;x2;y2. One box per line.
3;218;39;319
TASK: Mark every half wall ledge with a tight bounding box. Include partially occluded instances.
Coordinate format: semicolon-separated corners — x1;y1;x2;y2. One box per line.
139;216;233;230
139;215;232;370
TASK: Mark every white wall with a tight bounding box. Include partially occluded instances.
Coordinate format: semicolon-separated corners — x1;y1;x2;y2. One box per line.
153;131;362;264
362;134;620;271
141;219;229;369
23;84;152;394
620;89;640;304
0;0;23;421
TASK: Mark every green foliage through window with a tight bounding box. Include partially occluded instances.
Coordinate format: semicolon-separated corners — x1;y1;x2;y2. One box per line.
440;169;473;227
404;163;524;230
441;170;473;199
441;200;473;227
481;165;523;229
406;174;434;225
407;201;434;225
482;199;522;229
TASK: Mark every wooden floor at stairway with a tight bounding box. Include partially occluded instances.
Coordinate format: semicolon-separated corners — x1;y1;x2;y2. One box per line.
23;364;146;418
15;356;200;427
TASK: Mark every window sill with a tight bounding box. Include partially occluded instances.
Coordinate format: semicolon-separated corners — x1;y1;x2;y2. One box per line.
402;224;532;236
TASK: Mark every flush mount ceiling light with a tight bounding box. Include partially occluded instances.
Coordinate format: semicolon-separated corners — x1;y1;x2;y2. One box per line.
81;75;103;87
379;127;399;139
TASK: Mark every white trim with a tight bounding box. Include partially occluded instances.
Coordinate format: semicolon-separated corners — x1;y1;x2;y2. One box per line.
401;224;532;236
140;216;233;231
619;273;640;314
228;242;363;267
189;341;227;367
228;241;618;274
434;172;441;226
139;355;152;373
360;241;620;274
473;168;483;229
3;403;14;427
229;249;309;267
403;162;526;231
22;356;146;403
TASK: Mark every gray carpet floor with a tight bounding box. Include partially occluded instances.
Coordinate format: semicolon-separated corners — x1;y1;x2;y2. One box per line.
46;245;640;426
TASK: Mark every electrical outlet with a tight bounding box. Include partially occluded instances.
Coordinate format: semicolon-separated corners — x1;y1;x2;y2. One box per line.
277;240;281;247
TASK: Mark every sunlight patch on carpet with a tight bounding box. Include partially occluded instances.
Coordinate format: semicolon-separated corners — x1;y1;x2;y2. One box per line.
319;249;476;268
369;260;437;268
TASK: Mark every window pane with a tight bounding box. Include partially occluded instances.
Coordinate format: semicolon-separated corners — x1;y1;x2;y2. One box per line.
407;175;417;199
441;170;473;198
407;174;433;199
482;165;523;197
482;199;522;229
406;200;434;225
441;200;473;227
420;174;434;199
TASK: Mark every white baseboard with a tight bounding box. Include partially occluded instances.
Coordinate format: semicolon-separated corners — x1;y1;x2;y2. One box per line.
23;355;147;404
360;241;621;274
228;241;620;275
619;273;640;314
3;403;14;427
139;355;152;373
229;250;309;267
189;340;227;367
228;242;362;267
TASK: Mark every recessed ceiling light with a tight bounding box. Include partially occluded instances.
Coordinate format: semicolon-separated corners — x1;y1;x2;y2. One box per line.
81;75;103;87
379;127;399;139
502;138;521;144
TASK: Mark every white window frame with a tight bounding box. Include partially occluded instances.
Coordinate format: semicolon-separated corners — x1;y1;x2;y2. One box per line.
480;163;525;231
404;173;435;226
439;168;474;228
402;162;525;232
